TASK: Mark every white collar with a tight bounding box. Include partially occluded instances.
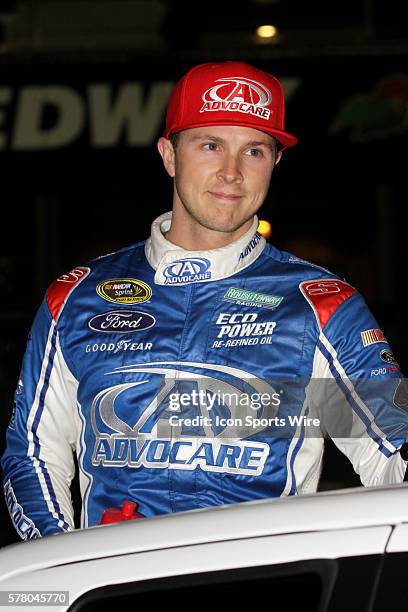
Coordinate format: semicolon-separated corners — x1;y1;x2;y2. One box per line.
145;212;266;286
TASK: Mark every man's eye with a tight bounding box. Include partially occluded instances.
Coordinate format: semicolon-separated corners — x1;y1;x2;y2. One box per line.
203;142;218;151
247;148;262;157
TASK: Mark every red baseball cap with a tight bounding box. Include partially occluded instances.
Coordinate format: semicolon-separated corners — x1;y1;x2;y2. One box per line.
164;61;298;150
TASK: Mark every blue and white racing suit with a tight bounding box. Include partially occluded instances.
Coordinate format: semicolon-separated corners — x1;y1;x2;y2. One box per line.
2;211;408;539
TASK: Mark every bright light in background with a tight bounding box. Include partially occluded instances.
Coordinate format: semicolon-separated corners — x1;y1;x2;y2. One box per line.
256;24;278;39
257;220;271;238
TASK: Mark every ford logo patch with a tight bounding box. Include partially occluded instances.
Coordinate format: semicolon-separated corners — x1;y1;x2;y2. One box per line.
88;310;156;333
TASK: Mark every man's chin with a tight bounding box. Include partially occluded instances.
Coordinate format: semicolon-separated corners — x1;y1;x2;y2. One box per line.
195;215;252;235
180;198;254;236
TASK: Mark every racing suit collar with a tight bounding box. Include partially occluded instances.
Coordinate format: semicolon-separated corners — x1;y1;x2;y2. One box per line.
145;211;266;286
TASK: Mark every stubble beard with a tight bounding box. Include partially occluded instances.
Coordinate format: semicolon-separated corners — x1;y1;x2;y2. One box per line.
174;181;255;235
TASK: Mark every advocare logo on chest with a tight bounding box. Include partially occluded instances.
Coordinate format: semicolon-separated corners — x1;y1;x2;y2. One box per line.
163;258;211;285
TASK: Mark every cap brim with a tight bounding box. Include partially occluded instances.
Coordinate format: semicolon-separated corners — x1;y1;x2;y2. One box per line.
165;119;298;150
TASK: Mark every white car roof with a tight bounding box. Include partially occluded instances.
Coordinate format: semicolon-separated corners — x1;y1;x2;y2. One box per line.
1;483;408;581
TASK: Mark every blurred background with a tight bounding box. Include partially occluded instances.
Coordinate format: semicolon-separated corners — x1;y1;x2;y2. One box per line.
0;0;407;545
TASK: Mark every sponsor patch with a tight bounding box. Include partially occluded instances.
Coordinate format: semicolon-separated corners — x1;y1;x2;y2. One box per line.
200;76;272;121
4;480;40;540
239;232;262;261
361;328;387;347
89;364;277;475
48;266;90;321
85;339;153;353
370;366;400;377
163;258;211;285
57;267;89;284
88;310;155;333
97;279;151;304
223;287;283;310
212;312;276;349
299;279;356;330
380;349;398;365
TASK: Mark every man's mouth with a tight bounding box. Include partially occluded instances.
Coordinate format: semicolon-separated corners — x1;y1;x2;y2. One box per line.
208;191;243;201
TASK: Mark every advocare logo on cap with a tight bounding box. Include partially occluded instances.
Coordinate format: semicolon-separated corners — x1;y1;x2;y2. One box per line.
200;76;272;120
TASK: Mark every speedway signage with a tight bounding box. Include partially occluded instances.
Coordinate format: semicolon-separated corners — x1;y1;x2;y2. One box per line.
0;82;174;150
0;77;300;152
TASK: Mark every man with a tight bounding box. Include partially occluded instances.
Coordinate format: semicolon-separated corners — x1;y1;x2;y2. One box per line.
2;61;408;540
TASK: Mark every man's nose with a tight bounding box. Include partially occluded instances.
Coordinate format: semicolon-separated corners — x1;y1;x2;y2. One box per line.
216;153;243;183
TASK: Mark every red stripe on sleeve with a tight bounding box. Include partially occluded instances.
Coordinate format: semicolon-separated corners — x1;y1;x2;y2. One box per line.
47;267;90;321
300;279;356;330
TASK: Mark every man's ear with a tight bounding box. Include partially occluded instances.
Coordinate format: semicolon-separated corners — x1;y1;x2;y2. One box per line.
157;137;176;178
275;150;283;166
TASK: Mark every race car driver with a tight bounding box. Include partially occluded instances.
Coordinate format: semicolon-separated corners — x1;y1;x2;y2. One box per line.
2;61;408;540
